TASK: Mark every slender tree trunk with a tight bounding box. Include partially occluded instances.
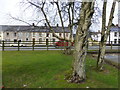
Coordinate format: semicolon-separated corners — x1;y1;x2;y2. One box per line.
97;1;116;70
68;1;94;83
64;2;74;55
97;1;107;70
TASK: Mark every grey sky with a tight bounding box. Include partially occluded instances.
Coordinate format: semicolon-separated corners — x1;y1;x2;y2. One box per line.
0;0;119;31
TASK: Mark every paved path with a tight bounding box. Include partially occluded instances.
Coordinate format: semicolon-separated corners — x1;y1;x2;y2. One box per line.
105;54;119;64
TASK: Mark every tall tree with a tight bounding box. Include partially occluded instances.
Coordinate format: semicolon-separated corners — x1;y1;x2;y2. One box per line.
97;0;116;70
10;0;95;82
68;1;95;83
18;0;79;54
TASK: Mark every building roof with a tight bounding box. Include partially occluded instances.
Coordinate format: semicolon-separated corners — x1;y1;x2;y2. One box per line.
90;26;120;34
90;32;101;35
0;25;70;33
110;26;120;32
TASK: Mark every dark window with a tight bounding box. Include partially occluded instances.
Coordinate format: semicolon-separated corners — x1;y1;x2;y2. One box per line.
14;39;17;43
114;32;117;37
119;39;120;44
14;33;17;37
33;33;35;37
66;33;68;37
33;38;35;41
114;39;117;44
26;38;28;41
46;33;49;37
39;33;42;37
59;33;61;37
39;38;42;43
53;39;55;42
18;40;21;42
53;34;55;37
6;33;9;36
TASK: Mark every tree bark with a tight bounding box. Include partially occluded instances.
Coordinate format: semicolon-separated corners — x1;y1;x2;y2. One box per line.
97;1;116;70
64;2;74;55
68;1;94;83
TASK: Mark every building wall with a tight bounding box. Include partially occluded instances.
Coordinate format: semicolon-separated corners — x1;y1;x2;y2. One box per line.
0;31;70;46
91;33;101;41
108;32;120;44
91;31;120;44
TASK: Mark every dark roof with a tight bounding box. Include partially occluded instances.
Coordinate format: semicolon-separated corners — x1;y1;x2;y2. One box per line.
0;25;70;33
90;32;101;35
110;26;120;32
90;26;120;34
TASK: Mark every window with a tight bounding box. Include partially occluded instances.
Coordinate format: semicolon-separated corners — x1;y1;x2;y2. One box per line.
18;40;21;42
114;39;117;44
119;39;120;44
14;33;17;37
26;33;29;37
14;39;17;43
39;38;42;43
53;34;55;37
59;33;62;37
26;38;28;41
19;32;22;37
119;32;120;37
53;39;55;43
5;39;10;41
66;33;68;37
6;33;9;36
46;33;49;37
39;33;42;37
114;32;117;37
33;32;35;37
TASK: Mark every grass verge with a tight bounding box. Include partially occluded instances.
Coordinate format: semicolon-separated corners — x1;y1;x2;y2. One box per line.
2;51;119;88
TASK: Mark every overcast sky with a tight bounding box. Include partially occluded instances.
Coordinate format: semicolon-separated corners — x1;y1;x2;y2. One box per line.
0;0;119;31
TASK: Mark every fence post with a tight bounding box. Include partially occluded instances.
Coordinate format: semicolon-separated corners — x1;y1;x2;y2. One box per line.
2;40;4;51
61;41;62;50
32;40;35;51
111;41;112;49
18;41;20;51
46;39;48;51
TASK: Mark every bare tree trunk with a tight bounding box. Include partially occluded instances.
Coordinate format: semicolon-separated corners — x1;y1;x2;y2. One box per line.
97;1;107;70
97;1;116;70
68;1;94;83
64;2;74;55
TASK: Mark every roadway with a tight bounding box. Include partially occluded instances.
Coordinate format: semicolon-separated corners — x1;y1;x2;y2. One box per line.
0;46;119;51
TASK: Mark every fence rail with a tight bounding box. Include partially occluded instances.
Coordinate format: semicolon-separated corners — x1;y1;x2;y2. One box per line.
0;40;119;51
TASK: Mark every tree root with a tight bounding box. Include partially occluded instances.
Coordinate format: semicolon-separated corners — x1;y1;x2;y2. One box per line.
65;71;85;84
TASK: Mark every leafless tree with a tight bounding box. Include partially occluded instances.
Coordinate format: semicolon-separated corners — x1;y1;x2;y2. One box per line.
10;0;95;82
97;0;116;70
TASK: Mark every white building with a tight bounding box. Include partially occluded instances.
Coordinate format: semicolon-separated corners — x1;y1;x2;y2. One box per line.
91;26;120;44
108;26;120;44
90;31;101;41
0;25;70;46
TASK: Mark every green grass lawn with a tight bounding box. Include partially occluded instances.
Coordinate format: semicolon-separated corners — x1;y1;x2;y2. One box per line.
2;51;119;88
